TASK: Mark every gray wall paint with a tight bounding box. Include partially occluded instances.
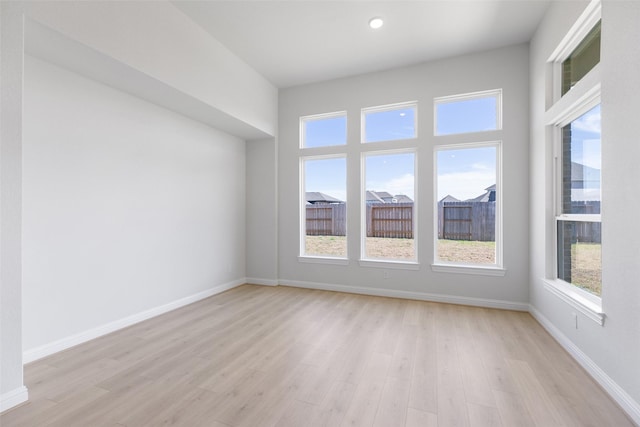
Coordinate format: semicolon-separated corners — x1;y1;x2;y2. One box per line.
0;1;26;402
22;55;247;353
278;44;530;305
246;138;278;283
529;0;640;414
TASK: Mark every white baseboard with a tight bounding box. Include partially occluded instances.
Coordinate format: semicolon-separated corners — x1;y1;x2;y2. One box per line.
245;277;279;286
529;305;640;426
280;278;529;311
23;278;245;364
0;386;28;414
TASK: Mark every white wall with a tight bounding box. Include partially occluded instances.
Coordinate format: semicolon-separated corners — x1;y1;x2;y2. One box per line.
22;56;246;355
22;0;277;138
0;0;28;410
278;44;530;307
529;0;640;422
246;138;278;285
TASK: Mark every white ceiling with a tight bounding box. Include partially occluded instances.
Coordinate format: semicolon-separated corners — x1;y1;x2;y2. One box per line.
172;0;552;89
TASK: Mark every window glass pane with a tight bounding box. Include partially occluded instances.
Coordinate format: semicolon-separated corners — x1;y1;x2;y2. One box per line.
435;93;499;135
562;21;601;96
557;220;602;296
302;114;347;148
364;152;415;260
303;158;347;257
436;145;497;265
363;106;416;143
561;104;601;214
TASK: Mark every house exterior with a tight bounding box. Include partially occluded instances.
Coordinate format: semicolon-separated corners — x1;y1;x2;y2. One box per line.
305;192;343;204
366;190;413;204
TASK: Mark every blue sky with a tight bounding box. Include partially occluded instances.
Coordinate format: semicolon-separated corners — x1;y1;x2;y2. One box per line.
436;146;496;201
567;103;601;202
569;104;601;170
304;101;499;202
436;96;497;135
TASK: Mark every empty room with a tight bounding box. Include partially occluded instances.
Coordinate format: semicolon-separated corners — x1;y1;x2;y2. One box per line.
1;0;639;426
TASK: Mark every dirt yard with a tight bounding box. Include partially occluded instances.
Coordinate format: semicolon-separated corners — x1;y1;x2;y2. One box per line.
436;239;495;264
305;236;601;296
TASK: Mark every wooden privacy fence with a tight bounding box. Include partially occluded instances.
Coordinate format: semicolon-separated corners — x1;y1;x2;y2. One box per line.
305;203;414;238
438;201;495;242
306;204;346;236
366;203;413;239
307;201;599;241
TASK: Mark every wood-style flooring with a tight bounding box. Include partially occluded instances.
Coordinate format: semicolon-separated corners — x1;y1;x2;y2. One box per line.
1;284;634;426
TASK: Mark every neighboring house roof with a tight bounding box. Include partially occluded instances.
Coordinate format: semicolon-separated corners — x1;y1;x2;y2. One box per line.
439;195;460;203
376;191;394;202
466;184;496;202
367;190;414;203
393;194;414;203
305;191;343;204
366;191;385;203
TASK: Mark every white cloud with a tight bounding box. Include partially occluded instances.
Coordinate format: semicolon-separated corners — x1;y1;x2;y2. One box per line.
438;170;495;201
573;109;601;134
380;173;415;199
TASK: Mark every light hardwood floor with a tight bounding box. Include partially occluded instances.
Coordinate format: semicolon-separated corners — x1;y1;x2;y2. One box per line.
1;285;634;427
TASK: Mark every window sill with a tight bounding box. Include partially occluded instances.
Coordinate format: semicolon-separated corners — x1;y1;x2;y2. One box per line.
359;259;419;270
543;279;604;325
431;263;506;277
298;256;349;266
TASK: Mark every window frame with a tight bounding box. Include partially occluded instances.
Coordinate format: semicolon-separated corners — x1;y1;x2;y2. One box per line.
359;148;419;268
300;111;347;149
432;141;505;276
433;89;502;136
299;154;349;265
544;0;604;324
361;101;418;144
552;97;602;306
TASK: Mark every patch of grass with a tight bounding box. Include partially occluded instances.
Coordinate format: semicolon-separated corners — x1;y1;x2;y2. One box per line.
305;235;347;257
570;242;601;296
437;239;495;264
305;235;416;260
365;237;415;260
305;237;601;296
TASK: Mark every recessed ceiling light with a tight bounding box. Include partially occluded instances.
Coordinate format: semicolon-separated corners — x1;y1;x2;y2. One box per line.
369;17;384;30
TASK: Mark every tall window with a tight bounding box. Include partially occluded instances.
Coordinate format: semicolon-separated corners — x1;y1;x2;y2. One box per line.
433;90;503;274
547;5;602;319
362;151;416;262
299;112;348;261
556;104;601;296
435;143;500;267
301;156;347;258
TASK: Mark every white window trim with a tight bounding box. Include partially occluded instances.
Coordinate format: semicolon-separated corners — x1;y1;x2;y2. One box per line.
360;148;418;264
543;279;604;325
359;259;420;270
550;110;603;317
299;154;348;260
545;2;603;321
361;101;418;144
300;110;347;149
548;0;601;104
432;141;503;272
434;89;502;136
299;256;349;266
431;264;506;277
